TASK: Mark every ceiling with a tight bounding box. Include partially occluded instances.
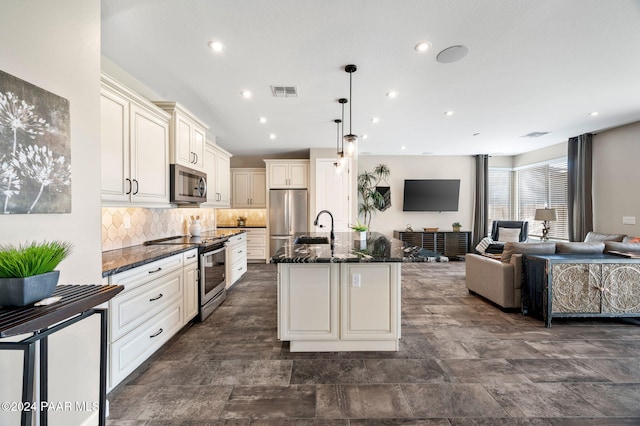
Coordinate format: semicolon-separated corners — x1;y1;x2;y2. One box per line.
101;0;640;158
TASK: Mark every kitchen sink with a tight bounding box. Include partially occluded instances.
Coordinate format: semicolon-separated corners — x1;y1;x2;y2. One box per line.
293;236;330;244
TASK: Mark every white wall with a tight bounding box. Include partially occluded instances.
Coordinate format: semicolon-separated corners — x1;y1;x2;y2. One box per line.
358;156;475;237
513;141;568;168
0;1;102;425
593;121;640;236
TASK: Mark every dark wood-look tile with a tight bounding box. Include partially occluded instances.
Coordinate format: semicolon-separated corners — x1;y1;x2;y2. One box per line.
438;359;532;384
401;383;506;418
209;359;292;385
507;358;610;383
565;383;640;416
290;359;369;384
365;359;450;383
220;385;316;419
316;384;413;419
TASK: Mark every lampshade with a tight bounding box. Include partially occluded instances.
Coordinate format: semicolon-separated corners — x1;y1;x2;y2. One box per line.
535;208;558;221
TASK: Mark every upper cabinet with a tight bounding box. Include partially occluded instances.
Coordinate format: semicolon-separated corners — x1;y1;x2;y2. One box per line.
154;102;207;171
264;160;309;189
202;141;232;208
101;74;171;206
231;168;266;208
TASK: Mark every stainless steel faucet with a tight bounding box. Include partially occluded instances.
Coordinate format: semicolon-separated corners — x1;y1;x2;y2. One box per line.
314;210;335;241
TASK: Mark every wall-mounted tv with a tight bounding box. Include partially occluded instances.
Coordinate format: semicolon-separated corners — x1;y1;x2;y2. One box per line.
402;179;460;212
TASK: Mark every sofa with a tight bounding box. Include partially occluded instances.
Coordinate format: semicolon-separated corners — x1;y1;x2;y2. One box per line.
465;231;640;309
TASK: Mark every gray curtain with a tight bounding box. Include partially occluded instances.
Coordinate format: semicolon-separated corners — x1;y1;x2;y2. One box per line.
568;133;593;241
472;154;489;247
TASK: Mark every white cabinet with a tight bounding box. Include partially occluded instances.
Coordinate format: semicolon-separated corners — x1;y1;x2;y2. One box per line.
107;253;186;390
182;249;199;324
315;158;352;232
231;168;266;208
277;262;401;352
203;142;232;208
100;74;171;206
226;233;247;288
154;102;207;171
240;227;267;262
264;160;309;189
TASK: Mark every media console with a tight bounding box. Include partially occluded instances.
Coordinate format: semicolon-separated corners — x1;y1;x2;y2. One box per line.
394;230;471;259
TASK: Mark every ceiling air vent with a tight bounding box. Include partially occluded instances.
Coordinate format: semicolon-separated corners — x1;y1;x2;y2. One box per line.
270;85;298;97
521;131;550;138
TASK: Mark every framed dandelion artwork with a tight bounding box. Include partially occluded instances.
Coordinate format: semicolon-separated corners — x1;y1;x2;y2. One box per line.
0;69;71;214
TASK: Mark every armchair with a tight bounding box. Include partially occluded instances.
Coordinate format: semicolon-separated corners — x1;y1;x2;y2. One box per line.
483;221;529;254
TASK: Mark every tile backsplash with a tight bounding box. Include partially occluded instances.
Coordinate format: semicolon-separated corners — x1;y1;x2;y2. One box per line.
101;207;216;251
216;209;267;227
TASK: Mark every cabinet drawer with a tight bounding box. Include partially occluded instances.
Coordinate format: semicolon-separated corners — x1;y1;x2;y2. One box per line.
109;298;183;389
227;233;246;245
110;268;183;341
228;244;246;259
229;260;247;284
246;247;266;260
246;234;267;247
109;254;183;292
183;248;198;265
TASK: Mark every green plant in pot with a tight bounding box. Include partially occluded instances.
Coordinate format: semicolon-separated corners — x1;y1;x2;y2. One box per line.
357;163;390;229
350;220;368;241
0;241;72;307
452;222;462;232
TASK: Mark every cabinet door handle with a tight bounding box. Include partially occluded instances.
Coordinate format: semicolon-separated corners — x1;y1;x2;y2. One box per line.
195;153;198;164
149;328;163;338
149;293;163;301
238;267;243;271
148;267;162;274
186;254;196;259
132;179;139;195
125;178;132;195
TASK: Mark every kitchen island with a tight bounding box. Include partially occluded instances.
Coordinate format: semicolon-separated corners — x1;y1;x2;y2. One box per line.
271;232;411;352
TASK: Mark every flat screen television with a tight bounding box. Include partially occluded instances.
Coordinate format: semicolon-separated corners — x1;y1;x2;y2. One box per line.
402;179;460;212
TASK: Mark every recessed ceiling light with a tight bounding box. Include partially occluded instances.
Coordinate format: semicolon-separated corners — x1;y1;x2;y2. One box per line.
444;110;454;116
241;90;252;99
371;117;380;123
589;111;599;116
259;117;267;123
386;91;398;98
415;42;431;53
361;134;368;140
269;133;276;140
208;40;225;53
400;145;406;150
436;45;469;63
422;152;433;155
473;132;481;136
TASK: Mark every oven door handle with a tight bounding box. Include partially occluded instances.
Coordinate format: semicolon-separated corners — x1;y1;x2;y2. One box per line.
202;246;226;256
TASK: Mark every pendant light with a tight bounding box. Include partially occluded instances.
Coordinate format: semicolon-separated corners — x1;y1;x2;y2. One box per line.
338;98;348;167
344;64;358;156
333;118;342;170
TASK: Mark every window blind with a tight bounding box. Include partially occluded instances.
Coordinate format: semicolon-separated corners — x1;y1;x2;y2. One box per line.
487;168;512;232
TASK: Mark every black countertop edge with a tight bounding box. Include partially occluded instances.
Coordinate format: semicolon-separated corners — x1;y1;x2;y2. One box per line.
217;225;267;228
102;244;196;278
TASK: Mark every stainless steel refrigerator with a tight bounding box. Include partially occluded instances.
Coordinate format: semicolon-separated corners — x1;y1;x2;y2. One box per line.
269;189;308;255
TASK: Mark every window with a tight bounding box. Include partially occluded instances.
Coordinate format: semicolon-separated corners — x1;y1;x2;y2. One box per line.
516;159;568;240
488;168;512;230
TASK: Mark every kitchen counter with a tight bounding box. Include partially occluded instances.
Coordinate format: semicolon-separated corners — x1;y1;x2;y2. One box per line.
270;231;437;263
102;229;246;277
218;225;267;228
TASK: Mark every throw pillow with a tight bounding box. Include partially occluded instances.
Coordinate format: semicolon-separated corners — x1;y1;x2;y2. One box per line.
584;231;625;242
604;241;640;253
498;227;521;242
475;237;493;254
623;236;640;243
556;242;605;254
501;242;556;263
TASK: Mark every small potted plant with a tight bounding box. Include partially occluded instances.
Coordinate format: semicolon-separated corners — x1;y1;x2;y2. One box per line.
452;222;462;232
350;220;368;241
0;240;72;307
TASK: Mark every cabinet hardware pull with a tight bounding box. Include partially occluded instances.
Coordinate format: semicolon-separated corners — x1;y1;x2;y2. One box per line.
187;254;196;259
148;267;162;274
125;178;132;195
149;293;163;301
194;153;198;164
238;267;243;271
132;179;139;195
149;328;163;338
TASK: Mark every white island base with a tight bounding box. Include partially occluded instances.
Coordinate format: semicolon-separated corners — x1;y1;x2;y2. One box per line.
277;263;401;352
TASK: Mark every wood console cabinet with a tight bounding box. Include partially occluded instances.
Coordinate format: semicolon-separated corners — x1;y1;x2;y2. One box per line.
394;230;471;258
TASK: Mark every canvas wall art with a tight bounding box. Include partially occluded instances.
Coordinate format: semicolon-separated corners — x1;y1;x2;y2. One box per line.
0;69;71;214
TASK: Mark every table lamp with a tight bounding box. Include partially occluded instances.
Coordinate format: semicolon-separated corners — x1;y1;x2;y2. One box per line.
535;208;558;241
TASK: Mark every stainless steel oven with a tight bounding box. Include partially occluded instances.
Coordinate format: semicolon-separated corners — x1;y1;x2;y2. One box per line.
199;243;226;321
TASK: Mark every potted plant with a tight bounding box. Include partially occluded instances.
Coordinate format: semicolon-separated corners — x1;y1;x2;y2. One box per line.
452;222;462;232
350;220;368;241
0;240;72;307
357;163;390;229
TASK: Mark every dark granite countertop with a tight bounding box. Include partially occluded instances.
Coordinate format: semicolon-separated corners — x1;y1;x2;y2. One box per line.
270;232;444;263
102;229;246;277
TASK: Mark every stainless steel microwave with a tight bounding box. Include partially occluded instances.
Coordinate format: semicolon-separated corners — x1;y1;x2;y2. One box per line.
170;164;207;204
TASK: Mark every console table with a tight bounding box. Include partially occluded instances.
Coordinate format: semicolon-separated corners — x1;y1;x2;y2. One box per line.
394;230;471;258
0;284;123;426
523;253;640;327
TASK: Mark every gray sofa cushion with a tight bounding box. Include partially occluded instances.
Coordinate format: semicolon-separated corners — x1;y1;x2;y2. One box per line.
604;241;640;253
623;236;640;243
501;242;556;263
584;231;625;242
556;242;605;254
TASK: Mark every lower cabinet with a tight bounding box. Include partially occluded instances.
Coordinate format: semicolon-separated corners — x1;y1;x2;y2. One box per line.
277;263;401;351
107;250;196;391
226;233;247;288
241;227;267;262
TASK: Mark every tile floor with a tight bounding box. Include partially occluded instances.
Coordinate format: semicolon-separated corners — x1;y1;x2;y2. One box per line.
106;262;640;425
